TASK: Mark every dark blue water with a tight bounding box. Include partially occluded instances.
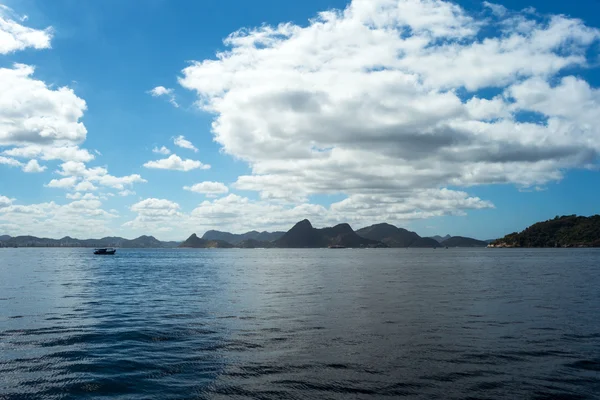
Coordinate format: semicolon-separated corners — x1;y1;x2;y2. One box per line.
0;248;599;399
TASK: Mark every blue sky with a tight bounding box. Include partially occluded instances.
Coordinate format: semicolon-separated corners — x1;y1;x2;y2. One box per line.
0;0;599;240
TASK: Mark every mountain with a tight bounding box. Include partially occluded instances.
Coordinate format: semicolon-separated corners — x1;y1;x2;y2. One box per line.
0;235;11;241
202;230;284;244
441;236;488;247
273;220;383;248
179;234;234;248
491;215;600;248
274;220;328;248
237;239;274;248
356;223;439;248
120;235;174;248
430;234;451;243
0;235;179;248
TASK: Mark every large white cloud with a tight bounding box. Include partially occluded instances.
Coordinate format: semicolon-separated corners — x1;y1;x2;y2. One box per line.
143;154;210;171
0;5;52;54
178;0;600;219
0;64;87;146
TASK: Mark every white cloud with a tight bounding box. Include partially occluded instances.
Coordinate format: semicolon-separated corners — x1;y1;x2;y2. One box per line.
143;154;210;171
0;195;14;208
183;181;229;196
22;159;46;173
74;181;97;192
148;86;179;107
3;145;94;162
0;64;87;146
152;146;171;155
173;135;198;152
0;5;52;54
0;198;117;238
149;86;172;96
118;189;136;196
46;176;78;189
176;0;600;219
66;192;98;200
0;155;21;167
54;161;147;190
483;1;507;17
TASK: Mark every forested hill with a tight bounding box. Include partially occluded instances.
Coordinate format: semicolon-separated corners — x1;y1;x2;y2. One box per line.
491;215;600;248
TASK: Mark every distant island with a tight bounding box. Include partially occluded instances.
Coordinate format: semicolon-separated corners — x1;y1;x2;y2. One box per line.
3;215;598;249
490;215;600;248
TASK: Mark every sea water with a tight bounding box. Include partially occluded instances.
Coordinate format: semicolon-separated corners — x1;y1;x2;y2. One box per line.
1;248;599;399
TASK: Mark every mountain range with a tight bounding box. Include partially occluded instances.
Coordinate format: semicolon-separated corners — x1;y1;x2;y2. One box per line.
0;235;180;248
201;230;284;244
1;220;493;249
4;215;598;249
179;220;489;249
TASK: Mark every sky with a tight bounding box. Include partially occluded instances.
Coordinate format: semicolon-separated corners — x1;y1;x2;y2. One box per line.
0;0;599;241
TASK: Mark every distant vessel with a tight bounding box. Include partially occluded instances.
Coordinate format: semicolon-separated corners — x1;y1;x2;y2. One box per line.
328;245;346;249
94;248;116;255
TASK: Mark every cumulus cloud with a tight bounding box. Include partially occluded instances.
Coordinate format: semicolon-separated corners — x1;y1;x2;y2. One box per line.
0;5;53;54
173;135;198;152
143;154;210;171
74;181;97;192
48;161;147;192
152;146;171;155
46;176;78;189
0;198;117;237
0;155;47;172
177;0;600;220
66;192;98;200
3;145;95;162
22;159;46;173
0;64;87;146
0;155;21;167
183;181;229;196
118;189;136;197
124;198;182;231
0;64;91;167
0;195;14;208
148;86;179;107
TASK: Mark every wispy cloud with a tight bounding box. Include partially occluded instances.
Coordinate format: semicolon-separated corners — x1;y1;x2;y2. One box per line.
173;135;198;152
148;86;179;107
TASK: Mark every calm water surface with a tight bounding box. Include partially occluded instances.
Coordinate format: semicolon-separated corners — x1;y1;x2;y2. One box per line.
0;248;599;399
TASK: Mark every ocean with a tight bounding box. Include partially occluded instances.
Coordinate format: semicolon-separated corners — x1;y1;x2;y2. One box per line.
1;248;599;399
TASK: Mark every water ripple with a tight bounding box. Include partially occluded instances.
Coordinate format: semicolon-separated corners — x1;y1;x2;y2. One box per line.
1;248;599;399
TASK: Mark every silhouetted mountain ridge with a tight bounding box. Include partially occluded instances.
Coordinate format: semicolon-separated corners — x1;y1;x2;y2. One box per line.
356;223;439;247
441;236;487;247
0;235;180;248
202;230;284;244
430;234;451;243
179;234;234;248
273;219;383;248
